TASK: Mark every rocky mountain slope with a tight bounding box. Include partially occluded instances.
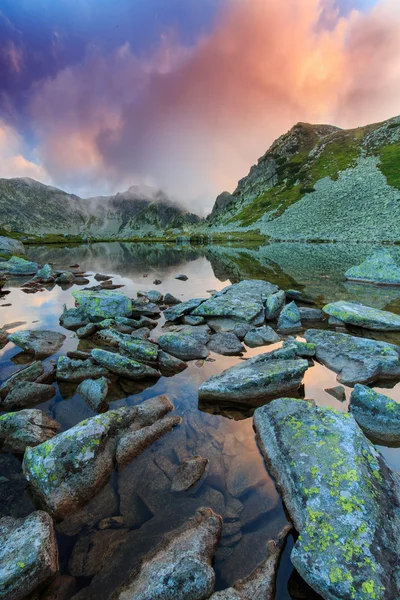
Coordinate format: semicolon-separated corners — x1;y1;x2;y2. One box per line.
0;178;200;241
206;115;400;242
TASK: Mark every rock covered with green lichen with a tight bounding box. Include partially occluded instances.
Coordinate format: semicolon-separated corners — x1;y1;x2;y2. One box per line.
0;510;58;600
72;289;132;319
158;327;210;361
345;249;400;285
23;396;177;518
0;255;37;275
253;398;400;600
322;300;400;331
91;348;161;379
350;384;400;443
304;329;400;385
277;301;301;333
8;329;66;358
0;409;60;453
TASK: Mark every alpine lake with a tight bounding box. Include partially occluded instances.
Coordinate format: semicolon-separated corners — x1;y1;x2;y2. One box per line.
2;240;400;600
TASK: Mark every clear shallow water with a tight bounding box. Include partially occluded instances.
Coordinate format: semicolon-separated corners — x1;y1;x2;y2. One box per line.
1;241;400;599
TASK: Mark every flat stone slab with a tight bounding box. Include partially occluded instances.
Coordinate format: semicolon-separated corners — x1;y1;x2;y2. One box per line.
8;330;66;357
207;332;244;356
254;398;400;600
304;329;400;385
158;328;210;361
192;280;279;323
345;249;400;285
163;298;206;322
72;290;132;319
350;384;400;443
323;300;400;331
198;349;308;407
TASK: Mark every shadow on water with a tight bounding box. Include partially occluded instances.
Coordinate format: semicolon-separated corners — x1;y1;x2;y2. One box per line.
1;241;400;598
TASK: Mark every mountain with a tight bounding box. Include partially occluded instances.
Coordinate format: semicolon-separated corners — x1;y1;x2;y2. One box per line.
206;116;400;242
0;178;201;241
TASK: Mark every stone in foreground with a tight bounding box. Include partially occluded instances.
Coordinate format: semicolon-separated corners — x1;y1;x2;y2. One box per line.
56;356;108;382
254;398;400;600
244;326;279;348
323;300;400;331
77;377;109;413
192;280;279;323
171;456;209;492
198;349;308;406
345;249;400;285
8;330;66;357
2;381;55;410
115;508;222;600
0;409;60;453
0;361;44;398
304;329;400;385
72;289;132;319
350;384;400;443
23;396;177;518
0;511;58;600
91;348;161;379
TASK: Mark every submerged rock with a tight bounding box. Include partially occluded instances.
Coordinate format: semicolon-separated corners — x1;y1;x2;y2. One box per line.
350;384;400;443
345;248;400;285
171;456;209;492
0;236;25;258
0;361;44;398
207;332;244;356
277;301;301;332
23;396;177;518
0;409;60;453
91;348;160;379
254;398;400;600
77;377;109;413
72;289;132;319
304;329;400;385
0;255;37;275
244;326;279;348
265;290;285;321
159;328;210;361
114;508;222;600
2;381;56;410
69;529;127;577
192;280;279;323
199;349;308;406
0;511;58;600
164;298;206;322
323;300;400;331
8;330;66;357
56;356;108;383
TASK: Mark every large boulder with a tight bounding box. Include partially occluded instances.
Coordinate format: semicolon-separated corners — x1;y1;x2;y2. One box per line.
72;290;132;319
0;409;60;453
350;384;400;443
23;396;178;519
114;508;222;600
253;398;400;600
198;348;308;407
304;329;400;385
323;300;400;331
0;511;58;600
7;330;66;358
0;256;37;275
91;349;161;379
0;236;25;258
192;280;279;323
345;249;400;285
158;328;210;361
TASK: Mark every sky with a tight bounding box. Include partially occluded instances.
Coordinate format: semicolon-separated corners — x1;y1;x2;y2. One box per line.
0;0;400;214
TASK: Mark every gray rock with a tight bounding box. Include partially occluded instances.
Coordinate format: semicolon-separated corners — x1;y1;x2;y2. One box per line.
34;263;54;282
207;318;241;333
304;329;400;385
345;248;400;285
94;273;111;282
171;456;209;492
282;338;316;357
325;386;346;402
0;409;60;453
254;398;400;600
159;328;210;361
119;338;159;366
0;511;58;600
114;508;222;600
210;525;292;600
76;322;99;339
298;307;325;322
23;395;176;518
192;280;279;323
72;290;132;319
277;302;301;332
163;293;182;305
59;305;89;330
0;255;37;275
233;323;254;341
8;330;66;357
350;384;400;443
55;271;76;284
92;328;128;348
130;299;161;318
175;273;188;281
0;236;25;258
265;290;285;320
323;300;400;331
138;290;163;303
2;381;56;410
183;315;206;326
244;326;279;347
77;377;109;413
158;350;188;376
207;332;244;356
56;356;108;383
0;361;43;398
91;349;160;379
286;290;315;305
130;327;151;340
164;298;206;322
199;349;308;406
